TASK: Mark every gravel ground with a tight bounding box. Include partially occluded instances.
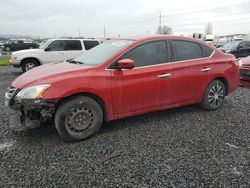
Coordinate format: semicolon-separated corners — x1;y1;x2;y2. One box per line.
0;66;250;187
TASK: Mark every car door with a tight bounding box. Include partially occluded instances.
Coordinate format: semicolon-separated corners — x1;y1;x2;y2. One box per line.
110;40;172;118
43;40;67;63
169;40;213;104
17;40;25;50
63;40;83;60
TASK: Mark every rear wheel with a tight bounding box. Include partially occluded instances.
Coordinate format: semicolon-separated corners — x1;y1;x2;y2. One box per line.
201;80;226;110
55;96;103;142
21;59;39;72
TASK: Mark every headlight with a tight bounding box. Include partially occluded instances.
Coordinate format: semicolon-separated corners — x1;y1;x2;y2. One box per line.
225;49;231;53
16;84;51;99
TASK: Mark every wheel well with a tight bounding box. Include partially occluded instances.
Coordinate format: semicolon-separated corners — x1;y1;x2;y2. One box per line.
214;77;228;95
21;58;41;66
55;93;108;122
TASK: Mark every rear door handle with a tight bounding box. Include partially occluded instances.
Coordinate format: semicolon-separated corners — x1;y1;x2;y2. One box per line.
157;73;172;78
201;67;211;72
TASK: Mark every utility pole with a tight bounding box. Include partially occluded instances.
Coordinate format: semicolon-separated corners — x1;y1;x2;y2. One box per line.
104;25;106;38
159;12;162;34
78;30;81;38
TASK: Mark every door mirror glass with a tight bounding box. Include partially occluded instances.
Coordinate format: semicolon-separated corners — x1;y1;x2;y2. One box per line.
44;47;51;51
117;59;135;69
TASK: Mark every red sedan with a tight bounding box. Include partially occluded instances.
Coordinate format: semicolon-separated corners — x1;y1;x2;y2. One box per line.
5;36;240;141
240;56;250;87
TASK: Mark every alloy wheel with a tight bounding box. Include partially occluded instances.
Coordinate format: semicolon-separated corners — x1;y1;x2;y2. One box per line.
25;62;36;71
208;84;224;108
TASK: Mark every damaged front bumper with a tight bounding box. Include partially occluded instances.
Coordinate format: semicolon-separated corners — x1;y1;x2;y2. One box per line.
5;87;56;131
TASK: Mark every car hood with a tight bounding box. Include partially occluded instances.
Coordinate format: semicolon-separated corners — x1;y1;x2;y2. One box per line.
219;47;231;52
12;61;91;89
12;49;43;55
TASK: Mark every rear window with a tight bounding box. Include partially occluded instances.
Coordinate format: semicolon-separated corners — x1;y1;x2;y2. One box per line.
66;40;82;50
172;40;203;61
84;40;100;50
200;44;214;57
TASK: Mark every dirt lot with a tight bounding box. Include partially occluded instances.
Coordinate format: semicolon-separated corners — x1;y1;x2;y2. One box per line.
0;66;249;187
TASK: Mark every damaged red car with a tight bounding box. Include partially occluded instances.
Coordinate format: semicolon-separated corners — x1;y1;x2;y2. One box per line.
240;56;250;87
5;36;240;141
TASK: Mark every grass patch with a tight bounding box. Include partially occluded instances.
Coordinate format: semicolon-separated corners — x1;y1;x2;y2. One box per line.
0;59;10;66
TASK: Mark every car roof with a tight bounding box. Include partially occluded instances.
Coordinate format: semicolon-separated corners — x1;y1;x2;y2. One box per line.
112;35;206;43
49;38;99;41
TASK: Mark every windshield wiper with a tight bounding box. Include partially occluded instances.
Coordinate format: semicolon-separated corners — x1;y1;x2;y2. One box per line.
66;59;84;64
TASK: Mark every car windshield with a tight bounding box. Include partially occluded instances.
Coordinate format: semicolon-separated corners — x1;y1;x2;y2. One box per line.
222;41;241;50
39;40;51;49
73;40;133;65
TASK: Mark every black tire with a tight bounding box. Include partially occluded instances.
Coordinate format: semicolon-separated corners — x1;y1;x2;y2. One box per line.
21;59;39;72
5;46;12;51
55;96;103;142
201;80;226;110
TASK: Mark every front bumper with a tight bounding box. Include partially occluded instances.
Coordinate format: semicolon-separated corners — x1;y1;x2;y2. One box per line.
240;79;250;87
5;87;56;131
9;59;21;67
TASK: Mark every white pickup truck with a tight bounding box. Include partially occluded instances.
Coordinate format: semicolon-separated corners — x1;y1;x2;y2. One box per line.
9;38;100;72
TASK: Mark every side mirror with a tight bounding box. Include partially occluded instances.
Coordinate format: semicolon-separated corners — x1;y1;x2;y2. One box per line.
117;59;135;69
44;47;51;52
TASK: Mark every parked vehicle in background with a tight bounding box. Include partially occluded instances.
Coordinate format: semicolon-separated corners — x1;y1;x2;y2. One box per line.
216;38;228;48
220;41;250;58
205;34;215;45
5;36;240;141
240;56;250;87
0;41;4;49
9;38;100;72
3;39;38;52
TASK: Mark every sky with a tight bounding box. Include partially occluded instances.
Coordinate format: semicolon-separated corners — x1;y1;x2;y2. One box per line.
0;0;250;38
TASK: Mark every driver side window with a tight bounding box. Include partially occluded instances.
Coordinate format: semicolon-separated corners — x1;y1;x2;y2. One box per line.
121;41;167;67
47;40;66;51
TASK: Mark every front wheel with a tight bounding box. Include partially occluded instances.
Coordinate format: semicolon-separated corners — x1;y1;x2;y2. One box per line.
201;80;226;110
55;96;103;142
5;46;11;51
21;59;39;72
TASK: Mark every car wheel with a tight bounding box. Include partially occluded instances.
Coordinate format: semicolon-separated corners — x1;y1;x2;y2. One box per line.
21;59;39;72
55;96;103;142
201;80;226;110
5;47;11;51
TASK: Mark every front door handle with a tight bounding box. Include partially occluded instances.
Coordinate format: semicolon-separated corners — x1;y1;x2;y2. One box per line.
201;67;211;72
157;73;172;78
